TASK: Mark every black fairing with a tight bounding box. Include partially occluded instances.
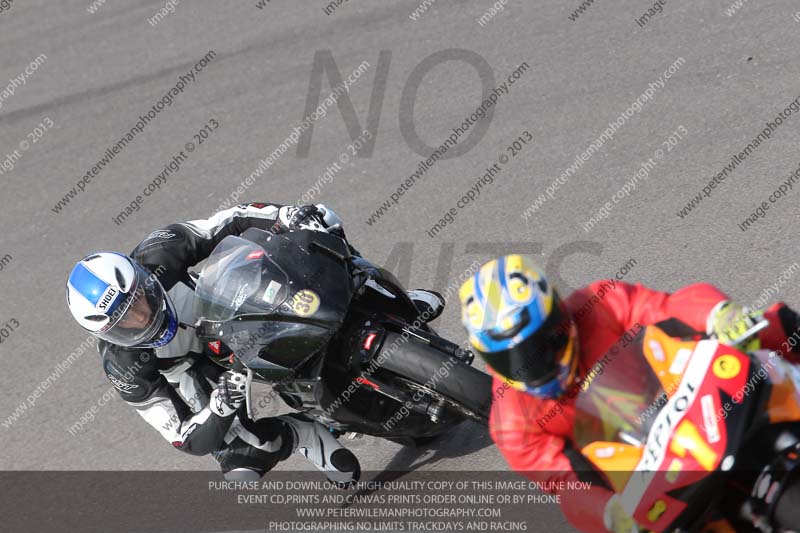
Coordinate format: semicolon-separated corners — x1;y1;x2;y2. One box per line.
195;229;353;381
193;228;476;441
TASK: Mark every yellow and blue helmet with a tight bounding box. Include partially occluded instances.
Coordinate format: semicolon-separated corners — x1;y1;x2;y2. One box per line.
459;255;578;399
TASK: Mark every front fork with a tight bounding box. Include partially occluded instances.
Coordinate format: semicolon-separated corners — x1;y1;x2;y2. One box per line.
349;321;473;424
243;368;255;420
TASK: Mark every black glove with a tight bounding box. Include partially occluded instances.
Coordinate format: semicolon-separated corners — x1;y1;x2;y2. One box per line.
210;370;246;417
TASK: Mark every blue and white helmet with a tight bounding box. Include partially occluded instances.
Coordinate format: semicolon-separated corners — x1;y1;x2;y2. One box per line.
66;252;178;348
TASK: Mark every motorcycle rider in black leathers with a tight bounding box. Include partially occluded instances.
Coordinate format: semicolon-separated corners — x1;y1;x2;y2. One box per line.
65;202;445;482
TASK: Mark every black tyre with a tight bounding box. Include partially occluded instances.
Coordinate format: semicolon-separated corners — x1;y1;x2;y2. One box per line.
376;331;493;424
773;471;800;531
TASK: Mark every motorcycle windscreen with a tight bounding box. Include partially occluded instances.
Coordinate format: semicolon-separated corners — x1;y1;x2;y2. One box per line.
573;325;668;450
572;326;760;530
193;233;352;370
194;236;288;321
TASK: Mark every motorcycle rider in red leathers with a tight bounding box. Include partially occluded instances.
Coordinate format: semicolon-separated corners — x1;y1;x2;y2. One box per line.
457;254;800;532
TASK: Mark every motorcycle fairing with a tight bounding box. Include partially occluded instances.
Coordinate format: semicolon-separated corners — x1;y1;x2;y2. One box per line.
573;325;760;531
193;229;353;380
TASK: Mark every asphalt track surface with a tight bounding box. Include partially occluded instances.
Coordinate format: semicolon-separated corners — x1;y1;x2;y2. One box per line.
2;0;800;532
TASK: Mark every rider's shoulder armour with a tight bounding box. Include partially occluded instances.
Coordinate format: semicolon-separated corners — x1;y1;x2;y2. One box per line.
98;340;161;403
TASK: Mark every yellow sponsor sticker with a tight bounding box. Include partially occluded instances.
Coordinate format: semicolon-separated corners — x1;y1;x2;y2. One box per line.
287;289;320;317
713;355;741;379
647;499;667;523
666;458;682;483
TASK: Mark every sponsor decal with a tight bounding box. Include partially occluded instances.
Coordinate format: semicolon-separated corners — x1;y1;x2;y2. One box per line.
637;341;714;473
642;382;697;470
649;339;665;362
97;286;118;311
701;394;720;444
232;284;250;309
713;355;741;379
666;459;682;483
279;206;299;226
262;280;283;304
286;289;320;317
647;500;667;523
246;250;265;260
594;446;617;459
147;230;177;240
214;393;227;413
669;348;692;375
207;340;221;354
107;374;139;393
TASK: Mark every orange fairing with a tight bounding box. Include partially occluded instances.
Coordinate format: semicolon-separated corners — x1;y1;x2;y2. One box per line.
642;326;696;395
753;351;800;424
580;441;642;492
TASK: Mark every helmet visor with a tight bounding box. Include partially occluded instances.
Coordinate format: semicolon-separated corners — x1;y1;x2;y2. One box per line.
508;332;578;399
96;264;168;347
481;299;571;386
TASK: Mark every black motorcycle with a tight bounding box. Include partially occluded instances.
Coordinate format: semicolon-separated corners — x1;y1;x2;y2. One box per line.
192;227;491;446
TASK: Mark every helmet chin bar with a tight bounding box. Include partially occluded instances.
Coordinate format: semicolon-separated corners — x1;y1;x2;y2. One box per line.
526;375;567;398
525;366;561;389
136;299;178;348
524;332;579;399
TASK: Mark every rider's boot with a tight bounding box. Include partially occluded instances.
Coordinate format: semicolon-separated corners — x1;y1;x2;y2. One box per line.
407;289;445;323
279;414;361;487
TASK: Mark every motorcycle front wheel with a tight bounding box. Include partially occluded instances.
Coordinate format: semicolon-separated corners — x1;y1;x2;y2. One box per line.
376;330;493;424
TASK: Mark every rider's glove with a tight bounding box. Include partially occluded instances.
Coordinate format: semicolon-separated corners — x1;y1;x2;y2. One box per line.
210;370;247;417
603;495;639;533
273;205;328;233
707;301;761;352
314;204;343;232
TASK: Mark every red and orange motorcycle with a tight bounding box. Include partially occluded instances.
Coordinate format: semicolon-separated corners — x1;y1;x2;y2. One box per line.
573;320;800;532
